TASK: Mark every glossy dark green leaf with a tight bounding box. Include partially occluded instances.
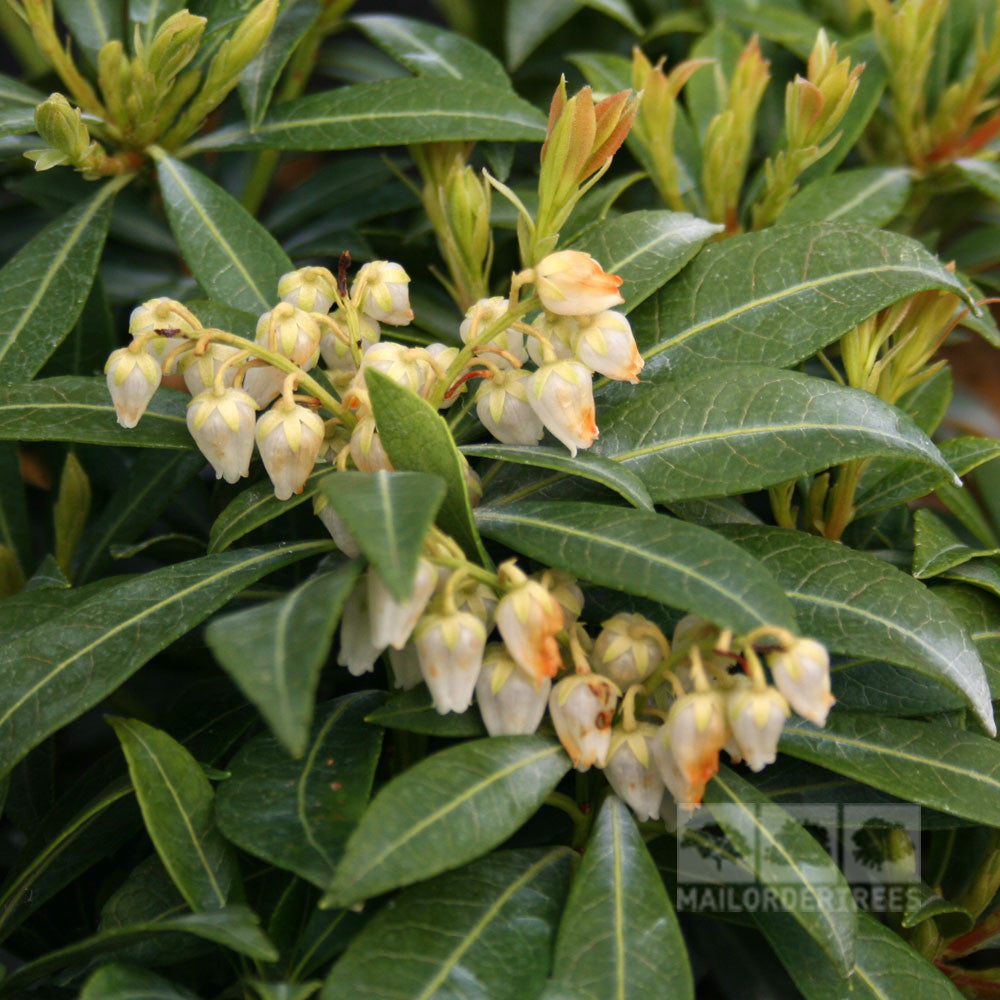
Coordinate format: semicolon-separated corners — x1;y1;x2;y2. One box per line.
206;563;361;755
782;167;912;227
355;13;512;90
901;883;973;936
0;443;28;571
780;712;1000;826
0;907;277;996
185;298;258;338
478;500;794;632
365;368;488;563
0;183;119;382
321;470;445;600
110;717;240;911
239;0;322;129
322;847;571;1000
325;736;570;907
462;443;653;510
187;79;546;152
942;556;1000;600
208;466;328;553
720;525;996;736
80;963;199;1000
366;686;486;737
594;366;953;500
936;583;1000;673
216;693;385;887
617;224;970;390
0;72;45;110
571;210;722;313
705;766;856;977
155;153;292;313
55;0;121;63
956;158;1000;201
913;509;1000;579
543;796;692;1000
0;376;192;448
0;540;332;776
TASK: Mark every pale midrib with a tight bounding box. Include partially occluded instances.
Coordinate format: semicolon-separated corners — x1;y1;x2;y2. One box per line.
825;171;906;222
342;744;561;889
272;587;298;742
375;23;463;78
253;107;539;136
0;544;319;731
612;809;626;1000
84;0;110;44
414;851;561;1000
0;400;186;424
605;222;712;273
124;723;227;907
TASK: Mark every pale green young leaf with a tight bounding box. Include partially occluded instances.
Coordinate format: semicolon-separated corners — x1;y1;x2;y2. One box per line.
129;0;189;48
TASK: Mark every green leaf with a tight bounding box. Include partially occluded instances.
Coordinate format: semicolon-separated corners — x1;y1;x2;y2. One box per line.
543;796;692;1000
187;79;547;152
208;466;328;553
155;153;292;314
215;692;385;888
184;298;258;338
239;0;322;129
325;736;570;907
0;907;277;996
570;210;722;313
782;167;912;227
0;72;46;109
720;524;996;735
956;158;1000;201
779;712;1000;827
0;444;29;571
707;0;825;56
129;0;188;48
617;224;971;389
320;470;445;601
705;765;857;977
365;368;488;564
322;847;572;1000
0;377;192;448
205;564;362;757
901;883;973;936
0;540;332;776
913;508;1000;579
366;686;486;737
936;583;1000;675
110;716;240;912
53;451;91;577
505;0;578;69
354;13;513;90
594;366;954;501
55;0;122;64
80;963;199;1000
942;556;1000;600
0;183;119;382
476;501;796;633
462;443;653;510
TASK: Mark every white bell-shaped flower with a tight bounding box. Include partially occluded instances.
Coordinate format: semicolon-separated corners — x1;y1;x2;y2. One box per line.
415;609;487;714
255;401;325;501
651;726;702;811
605;724;665;822
475;369;544;445
535;570;584;625
388;643;423;690
549;673;619;771
593;612;669;689
313;494;360;557
320;309;380;372
525;313;578;367
352;260;412;325
368;558;437;650
129;297;201;363
360;341;431;395
180;343;241;396
528;360;598;456
337;582;384;676
662;691;728;806
767;637;835;727
278;266;336;314
242;365;287;408
186;387;257;483
349;415;392;472
459;297;527;365
475;645;550;736
727;684;790;772
671;614;734;674
255;303;321;370
535;250;624;316
105;347;161;428
574;310;643;383
494;565;564;683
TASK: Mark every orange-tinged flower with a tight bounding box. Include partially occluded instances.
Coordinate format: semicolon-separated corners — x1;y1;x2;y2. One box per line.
495;573;564;683
535;250;624;316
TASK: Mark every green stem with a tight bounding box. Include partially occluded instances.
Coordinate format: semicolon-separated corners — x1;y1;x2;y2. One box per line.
0;2;47;76
546;791;591;849
822;458;868;541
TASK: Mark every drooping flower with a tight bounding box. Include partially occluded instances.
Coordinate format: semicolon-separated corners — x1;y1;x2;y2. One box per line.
476;645;551;736
475;369;544;445
767;637;835;726
574;310;643;383
604;723;665;821
278;266;336;314
549;673;619;771
593;612;669;689
368;559;437;650
105;348;161;428
352;260;413;325
727;684;790;772
528;359;598;456
494;563;564;683
337;582;384;676
459;297;527;365
186;387;257;483
320;309;379;372
255;402;325;501
535;250;624;316
415;609;487;714
659;690;728;806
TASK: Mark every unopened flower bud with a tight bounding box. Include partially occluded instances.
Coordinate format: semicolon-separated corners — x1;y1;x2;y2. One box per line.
415;609;487;714
338;582;384;676
605;723;665;821
186;387;257;483
476;645;551;736
575;310;643;383
593;612;669;689
255;402;325;501
368;559;437;650
349;415;392;472
525;313;578;367
352;260;413;326
475;369;544;446
180;343;241;396
256;303;321;369
105;347;161;428
549;673;619;771
34;93;90;161
147;10;206;85
727;684;789;771
495;564;564;683
459;297;527;365
661;691;728;806
227;0;278;70
671;614;733;674
535;251;624;316
278;267;336;314
528;359;598;456
313;493;360;557
767;637;834;726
